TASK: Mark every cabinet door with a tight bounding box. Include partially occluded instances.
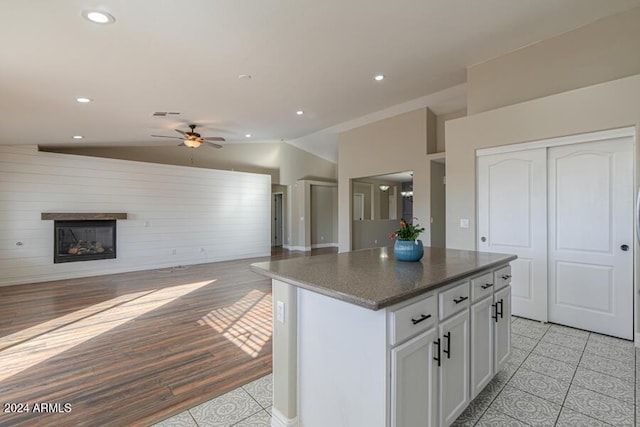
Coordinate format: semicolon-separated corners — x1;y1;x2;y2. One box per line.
438;310;469;427
494;285;512;373
391;328;438;427
470;296;494;399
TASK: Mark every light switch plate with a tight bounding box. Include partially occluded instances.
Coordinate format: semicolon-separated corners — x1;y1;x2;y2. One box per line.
276;301;285;323
460;218;470;229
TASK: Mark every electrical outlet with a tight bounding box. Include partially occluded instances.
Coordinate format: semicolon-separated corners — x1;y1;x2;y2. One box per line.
276;301;285;323
144;221;150;227
172;249;177;255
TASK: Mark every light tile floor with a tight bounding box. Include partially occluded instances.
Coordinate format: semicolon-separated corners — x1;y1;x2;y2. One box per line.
152;317;637;427
151;374;273;427
454;316;637;426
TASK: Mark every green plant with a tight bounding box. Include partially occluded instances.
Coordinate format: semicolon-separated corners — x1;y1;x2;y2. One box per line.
389;218;425;241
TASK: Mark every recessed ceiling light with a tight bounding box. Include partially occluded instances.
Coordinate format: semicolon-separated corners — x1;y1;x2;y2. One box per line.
72;135;84;139
374;74;385;81
245;134;252;138
76;97;92;103
296;110;304;116
82;10;116;24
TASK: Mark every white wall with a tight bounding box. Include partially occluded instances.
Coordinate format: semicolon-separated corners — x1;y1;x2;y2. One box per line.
0;146;271;286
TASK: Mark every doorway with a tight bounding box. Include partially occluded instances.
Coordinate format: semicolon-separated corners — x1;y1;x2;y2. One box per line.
477;129;634;339
272;193;283;247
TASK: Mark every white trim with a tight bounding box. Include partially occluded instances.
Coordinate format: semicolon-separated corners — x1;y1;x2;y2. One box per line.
636;333;640;348
283;245;312;252
271;407;299;427
476;126;635;157
311;243;338;249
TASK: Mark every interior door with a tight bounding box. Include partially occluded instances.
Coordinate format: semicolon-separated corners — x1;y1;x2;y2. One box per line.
477;148;548;322
548;138;634;339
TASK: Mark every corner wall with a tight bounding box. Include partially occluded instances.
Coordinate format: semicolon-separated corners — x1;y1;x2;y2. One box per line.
338;109;432;252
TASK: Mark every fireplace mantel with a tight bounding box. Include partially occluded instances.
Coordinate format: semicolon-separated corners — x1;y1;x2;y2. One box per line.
41;213;128;221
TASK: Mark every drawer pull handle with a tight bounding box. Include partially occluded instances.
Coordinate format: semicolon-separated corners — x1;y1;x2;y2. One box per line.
433;338;441;367
481;283;493;290
411;314;432;325
492;302;498;322
453;296;468;304
501;274;512;280
443;332;451;359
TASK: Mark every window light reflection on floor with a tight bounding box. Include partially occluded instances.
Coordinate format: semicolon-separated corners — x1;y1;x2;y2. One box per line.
198;289;272;358
0;280;214;383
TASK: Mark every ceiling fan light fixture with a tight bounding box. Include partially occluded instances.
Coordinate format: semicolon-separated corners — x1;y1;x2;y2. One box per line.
183;139;201;148
82;10;116;24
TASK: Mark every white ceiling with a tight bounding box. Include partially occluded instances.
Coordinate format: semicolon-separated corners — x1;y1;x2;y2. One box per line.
1;0;638;163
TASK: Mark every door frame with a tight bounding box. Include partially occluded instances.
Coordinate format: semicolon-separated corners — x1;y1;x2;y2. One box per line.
476;126;636;340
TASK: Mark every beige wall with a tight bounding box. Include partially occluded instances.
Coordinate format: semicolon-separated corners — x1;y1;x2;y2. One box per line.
436;109;466;153
338;109;433;252
311;185;337;247
447;75;640;251
467;6;640;114
430;161;446;248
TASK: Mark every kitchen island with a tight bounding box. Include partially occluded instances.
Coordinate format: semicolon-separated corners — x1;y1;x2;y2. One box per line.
251;246;516;427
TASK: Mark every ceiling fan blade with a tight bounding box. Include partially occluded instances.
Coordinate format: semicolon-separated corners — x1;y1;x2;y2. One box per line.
151;134;182;140
175;129;187;136
203;141;223;149
177;142;187;146
203;136;225;142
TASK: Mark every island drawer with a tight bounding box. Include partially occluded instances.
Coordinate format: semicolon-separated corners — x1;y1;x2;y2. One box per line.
471;272;494;302
439;280;470;320
389;295;437;345
494;265;512;290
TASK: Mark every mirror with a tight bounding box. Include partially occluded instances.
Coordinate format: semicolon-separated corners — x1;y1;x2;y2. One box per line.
351;171;413;250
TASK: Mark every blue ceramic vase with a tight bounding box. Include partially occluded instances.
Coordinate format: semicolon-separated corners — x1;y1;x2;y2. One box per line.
394;239;424;262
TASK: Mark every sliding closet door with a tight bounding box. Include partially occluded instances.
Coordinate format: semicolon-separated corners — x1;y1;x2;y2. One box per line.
477;149;548;322
548;138;633;339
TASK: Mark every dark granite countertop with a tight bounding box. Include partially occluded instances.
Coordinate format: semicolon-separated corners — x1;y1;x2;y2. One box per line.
250;246;517;310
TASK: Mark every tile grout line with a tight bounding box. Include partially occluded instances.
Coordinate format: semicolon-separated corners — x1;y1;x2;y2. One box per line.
472;317;544;426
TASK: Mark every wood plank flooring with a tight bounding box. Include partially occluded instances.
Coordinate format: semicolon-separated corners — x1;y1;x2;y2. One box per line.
0;248;335;427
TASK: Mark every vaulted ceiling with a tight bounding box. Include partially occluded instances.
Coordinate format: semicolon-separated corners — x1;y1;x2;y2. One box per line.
2;0;639;162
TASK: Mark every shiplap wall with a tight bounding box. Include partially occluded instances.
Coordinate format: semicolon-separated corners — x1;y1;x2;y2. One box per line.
0;146;271;286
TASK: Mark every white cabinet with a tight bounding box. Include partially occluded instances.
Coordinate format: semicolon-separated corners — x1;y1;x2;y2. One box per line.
471;270;512;399
470;295;494;398
391;328;438;427
438;309;470;426
494;285;512;373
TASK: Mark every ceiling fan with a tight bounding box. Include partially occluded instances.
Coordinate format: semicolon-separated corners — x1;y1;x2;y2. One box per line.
151;124;225;148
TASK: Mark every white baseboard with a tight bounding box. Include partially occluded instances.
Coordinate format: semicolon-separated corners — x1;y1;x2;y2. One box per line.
271;407;298;427
311;243;338;249
283;245;311;252
635;333;640;348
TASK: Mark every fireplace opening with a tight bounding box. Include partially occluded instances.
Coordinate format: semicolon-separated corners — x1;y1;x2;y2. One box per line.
54;220;117;263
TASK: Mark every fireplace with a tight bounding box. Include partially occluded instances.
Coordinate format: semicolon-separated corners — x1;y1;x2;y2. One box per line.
54;220;117;263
